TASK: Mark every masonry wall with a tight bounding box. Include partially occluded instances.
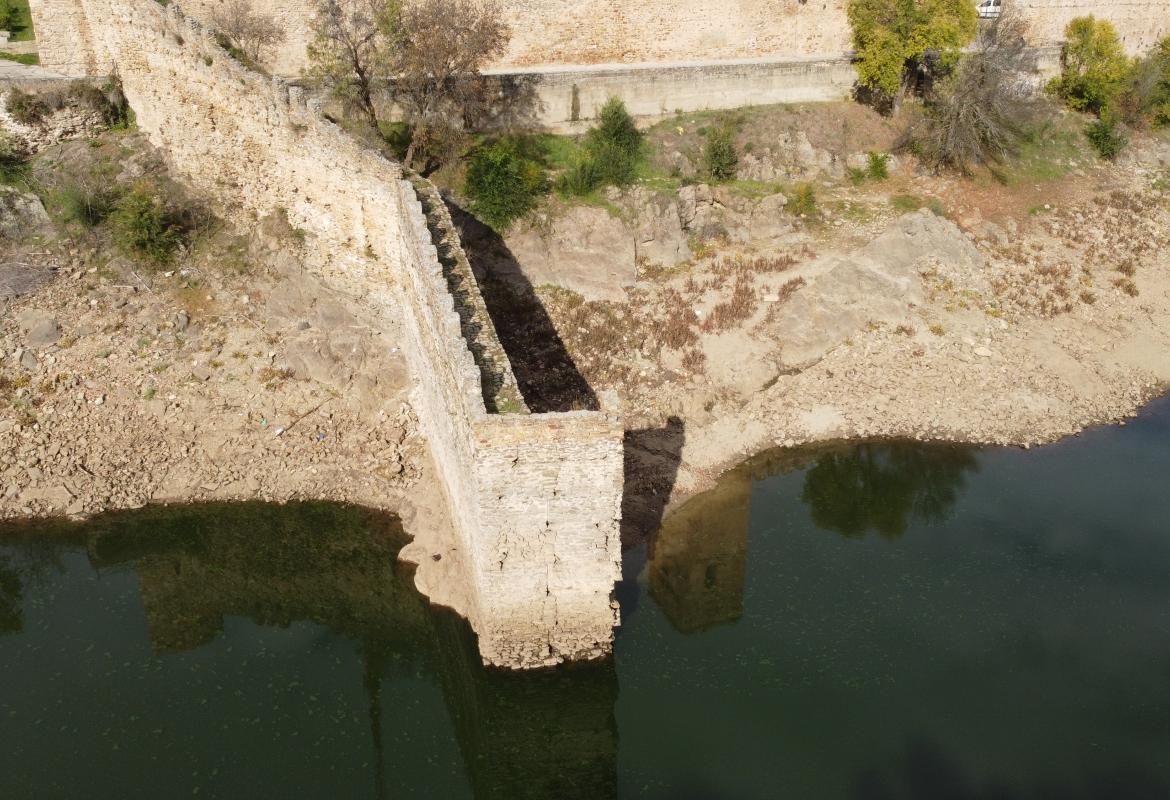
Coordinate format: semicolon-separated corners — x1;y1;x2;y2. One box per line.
46;0;623;669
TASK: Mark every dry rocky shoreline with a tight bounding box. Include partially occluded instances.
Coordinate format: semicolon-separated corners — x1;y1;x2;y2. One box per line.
4;125;1170;546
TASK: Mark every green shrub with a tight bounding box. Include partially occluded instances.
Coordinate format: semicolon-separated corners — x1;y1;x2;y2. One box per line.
1084;117;1127;159
583;97;643;186
0;133;24;185
0;0;22;32
704;125;739;182
110;185;185;264
1048;16;1131;115
464;138;548;231
5;89;48;127
50;182;119;227
846;166;867;186
786;183;817;216
866;151;889;180
556;156;602;197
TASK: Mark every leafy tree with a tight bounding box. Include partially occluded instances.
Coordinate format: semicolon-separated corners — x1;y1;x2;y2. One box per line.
1047;16;1131;114
847;0;978;110
464;138;547;231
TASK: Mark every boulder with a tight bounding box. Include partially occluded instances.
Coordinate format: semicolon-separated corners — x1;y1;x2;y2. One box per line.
506;205;636;301
0;185;50;241
749;193;793;242
627;188;690;268
17;310;60;349
770;211;981;369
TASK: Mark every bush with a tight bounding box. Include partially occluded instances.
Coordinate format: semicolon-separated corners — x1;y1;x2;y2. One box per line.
1048;16;1131;115
866;151;889;180
786;183;817;216
51;182;119;227
903;9;1033;174
580;97;643;187
704;125;739;182
556;156;602;197
0;133;24;184
1085;117;1127;160
464;138;548;231
0;0;22;32
846;165;868;186
110;185;185;264
4;89;48;127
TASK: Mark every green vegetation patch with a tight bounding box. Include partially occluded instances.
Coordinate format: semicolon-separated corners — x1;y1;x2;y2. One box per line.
0;0;34;42
0;51;37;65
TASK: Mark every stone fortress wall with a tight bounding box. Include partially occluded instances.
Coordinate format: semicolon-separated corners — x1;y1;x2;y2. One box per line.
25;0;624;669
30;0;1170;125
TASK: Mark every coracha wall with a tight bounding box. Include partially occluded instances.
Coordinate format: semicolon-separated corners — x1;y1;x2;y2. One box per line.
37;0;624;669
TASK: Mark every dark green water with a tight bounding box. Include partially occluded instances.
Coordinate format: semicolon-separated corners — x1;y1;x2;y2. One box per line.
3;398;1170;799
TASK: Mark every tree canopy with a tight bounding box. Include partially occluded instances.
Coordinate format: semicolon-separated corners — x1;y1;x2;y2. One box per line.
1047;16;1131;114
847;0;979;108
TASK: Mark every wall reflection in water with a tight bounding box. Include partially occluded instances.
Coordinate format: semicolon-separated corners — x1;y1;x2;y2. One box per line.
0;503;618;800
646;441;979;634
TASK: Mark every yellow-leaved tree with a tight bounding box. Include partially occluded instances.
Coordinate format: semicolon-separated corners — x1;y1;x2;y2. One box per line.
847;0;979;111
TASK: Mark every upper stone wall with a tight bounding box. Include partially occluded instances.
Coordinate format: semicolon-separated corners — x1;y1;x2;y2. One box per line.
31;0;1170;78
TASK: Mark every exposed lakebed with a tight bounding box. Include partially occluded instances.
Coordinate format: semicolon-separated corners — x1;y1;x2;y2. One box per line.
3;398;1170;798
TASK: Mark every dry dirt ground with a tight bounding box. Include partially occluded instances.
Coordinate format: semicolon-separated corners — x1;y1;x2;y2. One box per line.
0;135;455;528
517;121;1170;521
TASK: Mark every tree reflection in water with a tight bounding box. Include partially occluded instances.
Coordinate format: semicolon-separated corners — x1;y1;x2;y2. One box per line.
800;443;980;539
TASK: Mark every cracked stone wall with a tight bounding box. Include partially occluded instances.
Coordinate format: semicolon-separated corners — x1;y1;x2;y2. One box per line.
29;0;623;669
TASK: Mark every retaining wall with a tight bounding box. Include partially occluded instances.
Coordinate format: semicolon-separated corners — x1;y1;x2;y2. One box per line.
31;0;623;669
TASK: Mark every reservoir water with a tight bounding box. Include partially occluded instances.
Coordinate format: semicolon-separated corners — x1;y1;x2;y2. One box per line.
2;398;1170;798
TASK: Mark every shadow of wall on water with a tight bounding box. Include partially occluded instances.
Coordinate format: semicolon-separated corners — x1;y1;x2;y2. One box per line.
613;417;686;623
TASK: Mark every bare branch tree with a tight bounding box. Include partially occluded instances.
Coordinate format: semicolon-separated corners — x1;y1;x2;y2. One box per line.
387;0;510;169
212;0;287;66
904;2;1036;173
306;0;397;130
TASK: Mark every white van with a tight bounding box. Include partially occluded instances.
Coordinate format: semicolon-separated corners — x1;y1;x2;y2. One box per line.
977;0;1003;18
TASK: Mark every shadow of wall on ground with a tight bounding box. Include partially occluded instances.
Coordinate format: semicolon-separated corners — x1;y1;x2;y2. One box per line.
448;200;598;413
450;202;688;625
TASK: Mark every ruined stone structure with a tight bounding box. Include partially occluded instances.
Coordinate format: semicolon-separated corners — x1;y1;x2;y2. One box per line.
30;0;1170;125
24;0;624;669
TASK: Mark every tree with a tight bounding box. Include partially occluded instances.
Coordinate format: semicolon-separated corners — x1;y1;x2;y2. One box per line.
907;4;1034;172
847;0;978;111
1047;16;1131;114
388;0;510;169
0;0;22;33
212;0;287;66
306;0;397;130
